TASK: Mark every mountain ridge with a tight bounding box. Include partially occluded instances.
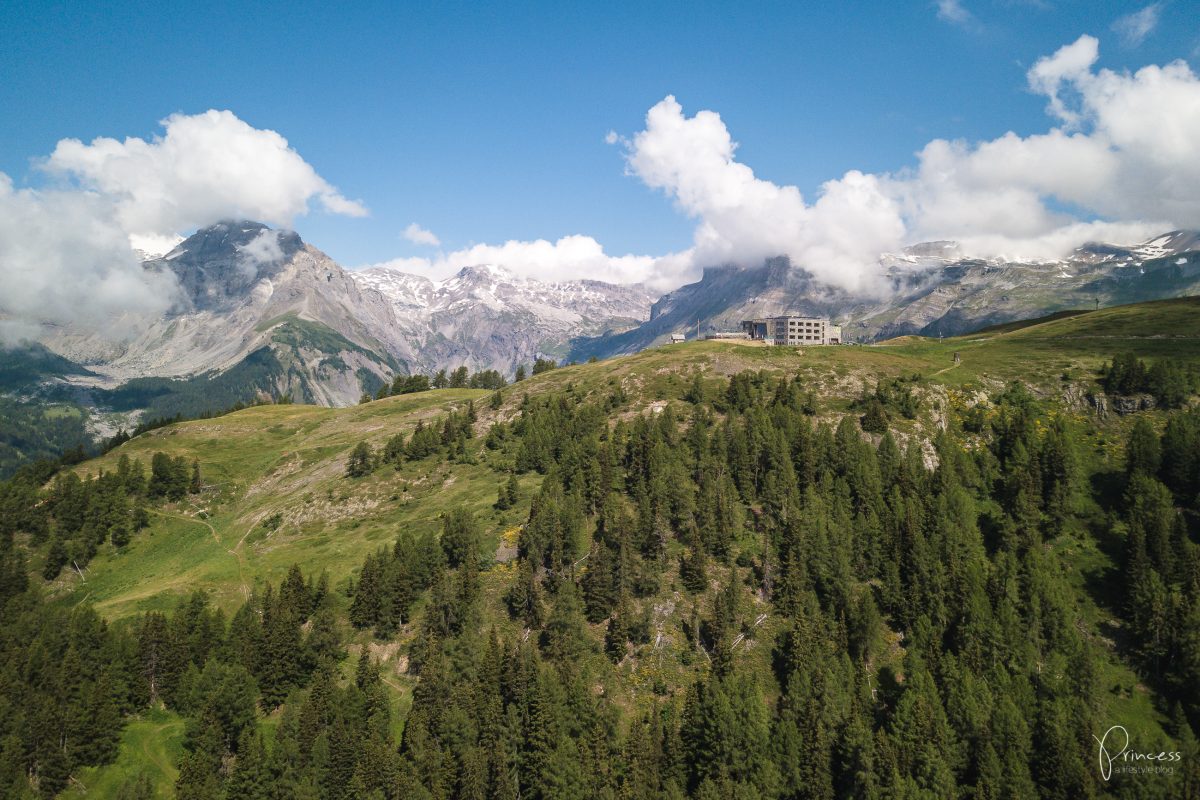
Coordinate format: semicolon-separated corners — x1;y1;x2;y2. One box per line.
569;229;1200;360
10;222;1200;453
353;261;656;376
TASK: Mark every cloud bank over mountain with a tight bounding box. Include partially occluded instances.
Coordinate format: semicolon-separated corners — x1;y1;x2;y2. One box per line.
383;35;1200;295
0;174;181;343
44;109;367;239
0;111;367;343
605;34;1197;293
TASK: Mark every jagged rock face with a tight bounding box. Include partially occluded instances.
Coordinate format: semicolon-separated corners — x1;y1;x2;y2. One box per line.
571;231;1200;359
40;221;411;407
353;263;656;375
34;221;655;410
159;221;304;311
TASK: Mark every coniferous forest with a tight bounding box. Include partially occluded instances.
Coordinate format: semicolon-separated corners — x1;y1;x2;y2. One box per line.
2;358;1200;799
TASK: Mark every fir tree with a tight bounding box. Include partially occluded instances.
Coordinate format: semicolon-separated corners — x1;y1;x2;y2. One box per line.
346;441;374;478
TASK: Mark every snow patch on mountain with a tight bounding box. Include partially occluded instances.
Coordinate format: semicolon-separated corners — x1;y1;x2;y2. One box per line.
354;262;657;374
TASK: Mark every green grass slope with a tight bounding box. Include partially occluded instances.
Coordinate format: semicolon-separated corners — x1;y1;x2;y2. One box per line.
60;709;185;800
55;296;1200;621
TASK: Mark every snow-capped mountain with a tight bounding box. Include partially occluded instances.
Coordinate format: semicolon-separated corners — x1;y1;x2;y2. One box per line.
29;221;655;419
353;263;656;375
568;230;1200;359
40;221;411;408
22;221;1200;425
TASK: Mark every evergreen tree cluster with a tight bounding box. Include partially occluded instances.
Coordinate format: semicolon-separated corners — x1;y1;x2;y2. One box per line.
346;403;479;478
3;365;1200;798
0;594;129;798
364;366;510;404
1103;351;1199;408
350;527;447;637
852;375;922;433
149;566;340;798
0;396;93;480
331;371;1200;798
0;561;337;799
3;451;195;581
1119;411;1200;727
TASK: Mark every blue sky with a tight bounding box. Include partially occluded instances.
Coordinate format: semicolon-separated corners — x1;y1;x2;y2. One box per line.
2;0;1198;280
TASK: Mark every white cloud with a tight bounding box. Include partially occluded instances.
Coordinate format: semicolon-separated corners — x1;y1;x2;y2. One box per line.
402;222;441;246
605;36;1200;292
1112;4;1161;48
0;110;367;342
43;109;367;244
375;37;1200;296
1027;34;1100;127
0;175;182;343
236;228;286;279
936;0;973;26
622;95;900;293
368;235;691;291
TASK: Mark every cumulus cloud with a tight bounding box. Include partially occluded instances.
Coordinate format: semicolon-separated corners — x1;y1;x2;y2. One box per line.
0;175;181;343
0;110;365;342
622;96;902;293
603;36;1200;293
43;109;367;244
1112;4;1161;48
403;223;441;246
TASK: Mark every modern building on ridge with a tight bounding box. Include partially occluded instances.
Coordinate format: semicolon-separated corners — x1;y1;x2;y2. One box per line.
741;316;841;345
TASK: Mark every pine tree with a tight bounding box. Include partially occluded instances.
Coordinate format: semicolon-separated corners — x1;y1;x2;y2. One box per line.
541;581;590;666
174;718;224;800
1125;417;1161;478
507;559;545;628
581;540;617;622
42;535;68;580
346;442;374;478
350;552;384;630
259;593;303;707
227;729;271;800
441;508;479;569
679;527;709;594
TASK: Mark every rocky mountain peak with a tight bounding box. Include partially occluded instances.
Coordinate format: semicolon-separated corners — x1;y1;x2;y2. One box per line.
151;221;304;312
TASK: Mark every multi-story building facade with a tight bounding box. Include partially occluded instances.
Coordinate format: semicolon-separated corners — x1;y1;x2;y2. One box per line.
741;316;842;345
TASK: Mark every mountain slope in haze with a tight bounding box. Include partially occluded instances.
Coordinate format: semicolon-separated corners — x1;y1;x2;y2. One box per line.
569;230;1200;360
354;262;656;374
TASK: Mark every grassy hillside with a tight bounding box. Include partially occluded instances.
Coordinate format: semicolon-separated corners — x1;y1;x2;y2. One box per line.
14;295;1200;798
52;296;1200;627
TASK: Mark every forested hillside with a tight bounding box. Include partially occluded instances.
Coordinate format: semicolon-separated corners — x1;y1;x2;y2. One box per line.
1;298;1199;799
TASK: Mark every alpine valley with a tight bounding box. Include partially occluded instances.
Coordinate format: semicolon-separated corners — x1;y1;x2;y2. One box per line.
4;221;1200;477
